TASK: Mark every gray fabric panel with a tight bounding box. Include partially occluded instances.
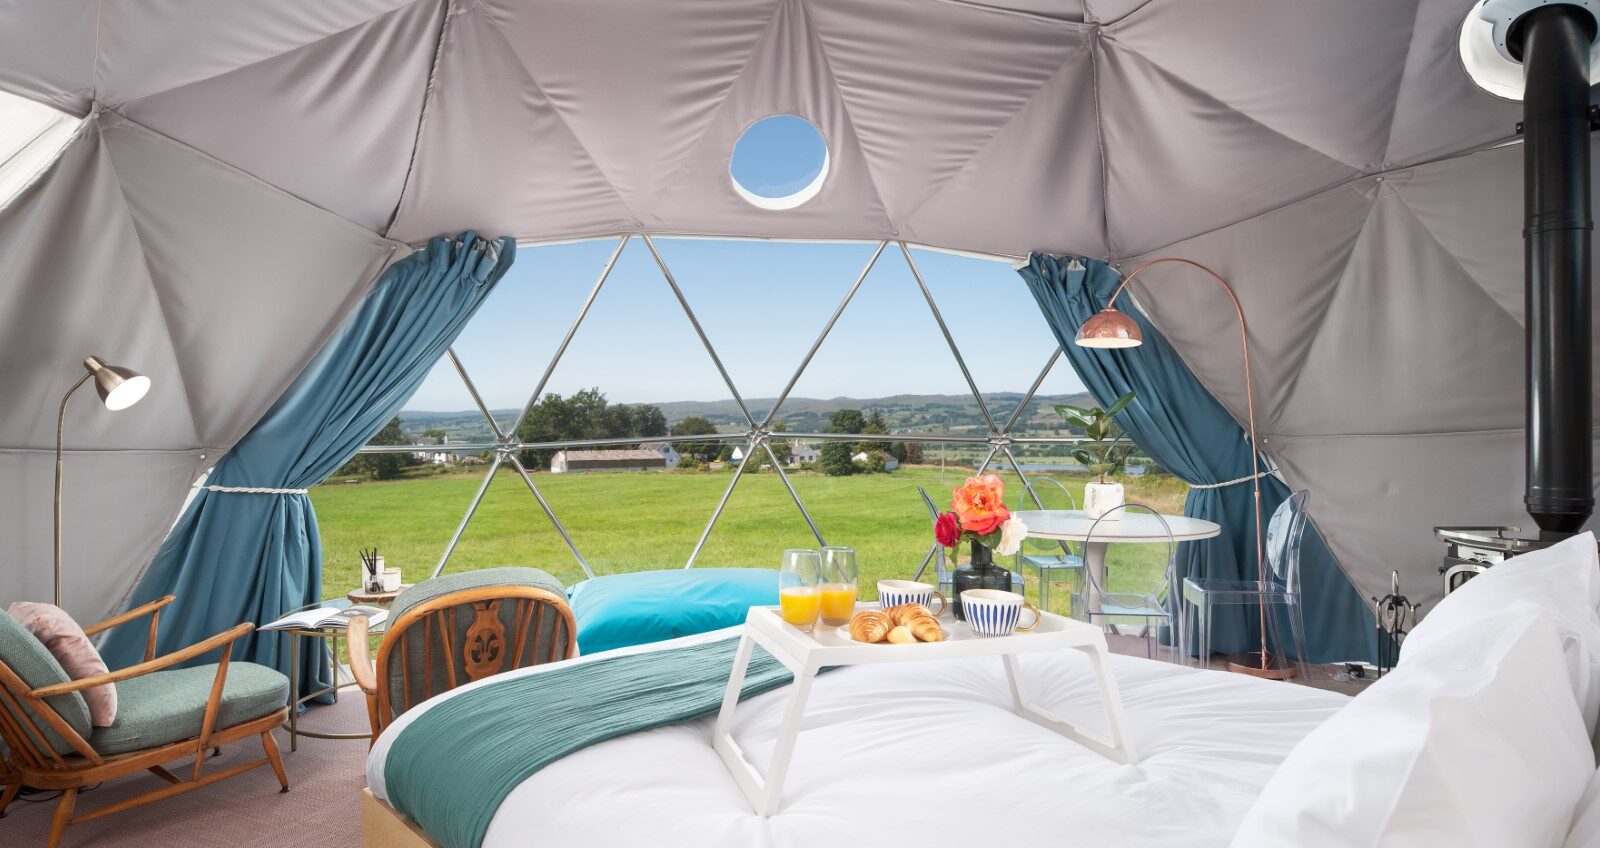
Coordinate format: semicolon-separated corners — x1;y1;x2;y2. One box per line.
382;567;570;719
0;0;1558;256
117;0;445;234
0;449;207;624
385;4;637;244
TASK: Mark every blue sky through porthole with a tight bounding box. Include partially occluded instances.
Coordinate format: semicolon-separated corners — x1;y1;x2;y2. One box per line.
730;115;828;203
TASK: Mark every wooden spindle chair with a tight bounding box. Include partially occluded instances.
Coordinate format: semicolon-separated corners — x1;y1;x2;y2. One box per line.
348;568;577;740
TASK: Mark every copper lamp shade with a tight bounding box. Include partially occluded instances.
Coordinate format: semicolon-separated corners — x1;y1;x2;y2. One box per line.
84;355;152;411
1074;306;1143;348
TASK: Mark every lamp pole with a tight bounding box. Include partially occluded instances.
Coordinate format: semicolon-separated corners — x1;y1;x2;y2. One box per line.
1092;257;1271;673
53;356;151;608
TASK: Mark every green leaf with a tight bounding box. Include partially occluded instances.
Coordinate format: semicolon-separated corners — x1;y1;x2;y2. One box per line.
1105;391;1136;417
1070;448;1096;467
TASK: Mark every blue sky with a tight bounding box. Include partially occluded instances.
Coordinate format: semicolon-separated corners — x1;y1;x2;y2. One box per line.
405;116;1085;414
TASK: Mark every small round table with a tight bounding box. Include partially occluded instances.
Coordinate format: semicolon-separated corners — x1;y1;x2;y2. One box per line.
1012;509;1221;616
278;598;391;750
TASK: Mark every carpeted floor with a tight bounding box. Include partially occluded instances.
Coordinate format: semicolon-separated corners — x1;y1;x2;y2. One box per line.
1;640;1368;847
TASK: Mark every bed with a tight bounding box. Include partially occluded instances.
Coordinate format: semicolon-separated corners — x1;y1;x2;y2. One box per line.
365;532;1600;848
365;627;1348;848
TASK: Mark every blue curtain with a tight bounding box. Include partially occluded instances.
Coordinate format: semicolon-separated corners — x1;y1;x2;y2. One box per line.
104;233;516;695
1019;254;1374;663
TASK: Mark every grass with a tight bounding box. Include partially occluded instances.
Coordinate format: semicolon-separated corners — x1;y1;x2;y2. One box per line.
310;465;1190;619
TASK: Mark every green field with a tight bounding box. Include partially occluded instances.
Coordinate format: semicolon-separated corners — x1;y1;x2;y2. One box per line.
310;465;1189;619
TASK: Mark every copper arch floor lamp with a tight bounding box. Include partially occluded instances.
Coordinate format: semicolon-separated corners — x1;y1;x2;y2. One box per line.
1075;257;1284;677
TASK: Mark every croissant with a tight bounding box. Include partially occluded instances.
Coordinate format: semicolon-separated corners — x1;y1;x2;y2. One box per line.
908;615;944;643
849;610;892;643
885;603;932;627
886;625;916;644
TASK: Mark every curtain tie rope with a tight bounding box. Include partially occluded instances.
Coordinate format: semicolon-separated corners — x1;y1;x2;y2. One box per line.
194;484;309;495
1189;471;1271;490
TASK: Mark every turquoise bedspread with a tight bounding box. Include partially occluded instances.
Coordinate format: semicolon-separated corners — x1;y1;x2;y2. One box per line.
382;636;790;848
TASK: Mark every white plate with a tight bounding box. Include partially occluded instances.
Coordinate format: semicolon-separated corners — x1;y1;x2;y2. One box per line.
833;623;947;644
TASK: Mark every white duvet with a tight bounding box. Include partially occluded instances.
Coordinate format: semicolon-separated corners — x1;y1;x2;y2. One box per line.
369;628;1348;848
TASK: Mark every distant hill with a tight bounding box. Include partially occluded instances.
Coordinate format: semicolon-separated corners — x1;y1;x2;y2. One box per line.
398;391;1095;443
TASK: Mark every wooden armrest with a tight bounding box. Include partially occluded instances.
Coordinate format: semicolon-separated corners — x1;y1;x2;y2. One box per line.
82;595;175;636
347;617;378;696
31;622;254;698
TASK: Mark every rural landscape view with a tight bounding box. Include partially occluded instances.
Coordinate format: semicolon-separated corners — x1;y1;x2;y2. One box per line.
313;388;1183;619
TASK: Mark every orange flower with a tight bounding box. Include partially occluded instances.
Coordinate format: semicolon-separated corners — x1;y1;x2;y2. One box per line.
951;473;1009;537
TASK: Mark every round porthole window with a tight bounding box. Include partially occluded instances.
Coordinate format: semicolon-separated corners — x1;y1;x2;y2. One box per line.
729;115;829;210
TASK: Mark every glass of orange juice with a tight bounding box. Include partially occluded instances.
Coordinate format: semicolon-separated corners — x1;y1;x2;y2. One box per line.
778;549;823;632
819;546;858;626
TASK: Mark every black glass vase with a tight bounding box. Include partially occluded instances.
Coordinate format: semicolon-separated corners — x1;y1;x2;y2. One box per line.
952;540;1012;621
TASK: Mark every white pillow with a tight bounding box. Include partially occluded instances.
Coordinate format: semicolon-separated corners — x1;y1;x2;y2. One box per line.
1405;531;1600;735
1565;769;1600;848
1232;609;1594;848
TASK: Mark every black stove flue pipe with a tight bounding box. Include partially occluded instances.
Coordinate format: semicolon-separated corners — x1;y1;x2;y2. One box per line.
1514;5;1596;537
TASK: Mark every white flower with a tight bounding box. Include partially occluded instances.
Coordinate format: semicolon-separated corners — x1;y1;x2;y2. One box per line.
995;515;1028;556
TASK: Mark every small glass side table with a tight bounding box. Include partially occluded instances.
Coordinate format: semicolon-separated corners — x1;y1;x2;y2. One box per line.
278;598;389;751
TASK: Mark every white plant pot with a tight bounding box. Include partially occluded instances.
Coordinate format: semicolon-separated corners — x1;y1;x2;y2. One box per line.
1084;482;1125;520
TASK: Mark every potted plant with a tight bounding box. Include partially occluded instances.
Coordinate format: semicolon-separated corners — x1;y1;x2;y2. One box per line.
933;474;1028;620
1057;391;1137;520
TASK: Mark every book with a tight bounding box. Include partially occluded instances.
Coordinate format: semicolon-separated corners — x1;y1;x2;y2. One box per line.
261;605;388;631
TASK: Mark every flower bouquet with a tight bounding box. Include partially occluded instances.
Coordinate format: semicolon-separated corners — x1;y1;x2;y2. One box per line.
934;474;1028;619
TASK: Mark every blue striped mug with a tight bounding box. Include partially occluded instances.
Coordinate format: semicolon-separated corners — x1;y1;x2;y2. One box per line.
877;580;947;615
959;589;1040;637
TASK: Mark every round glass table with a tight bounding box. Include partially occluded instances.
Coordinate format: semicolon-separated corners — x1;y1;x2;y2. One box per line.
276;598;390;750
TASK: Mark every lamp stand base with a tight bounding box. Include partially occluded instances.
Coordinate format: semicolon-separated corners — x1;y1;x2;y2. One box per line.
1224;651;1297;680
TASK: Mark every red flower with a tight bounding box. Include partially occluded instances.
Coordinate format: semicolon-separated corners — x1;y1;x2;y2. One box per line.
934;512;961;547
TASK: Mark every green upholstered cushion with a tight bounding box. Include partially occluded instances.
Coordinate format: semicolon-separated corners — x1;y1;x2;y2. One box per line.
0;609;91;754
90;662;288;756
383;567;570;719
389;567;566;623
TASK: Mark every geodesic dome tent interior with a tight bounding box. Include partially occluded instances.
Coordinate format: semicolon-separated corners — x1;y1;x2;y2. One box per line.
0;0;1596;634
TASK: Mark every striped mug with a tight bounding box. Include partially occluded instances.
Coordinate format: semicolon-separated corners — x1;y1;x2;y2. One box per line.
960;589;1040;637
877;580;947;615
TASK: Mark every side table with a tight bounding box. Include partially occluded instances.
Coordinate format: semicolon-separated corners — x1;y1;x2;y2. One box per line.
280;597;392;750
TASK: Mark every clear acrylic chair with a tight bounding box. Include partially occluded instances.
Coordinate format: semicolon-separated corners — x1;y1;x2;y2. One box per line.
1082;503;1180;661
1012;477;1086;616
1180;490;1312;680
914;485;1023;596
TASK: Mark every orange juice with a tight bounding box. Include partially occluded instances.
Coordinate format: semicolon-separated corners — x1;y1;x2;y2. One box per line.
779;586;821;630
819;583;857;626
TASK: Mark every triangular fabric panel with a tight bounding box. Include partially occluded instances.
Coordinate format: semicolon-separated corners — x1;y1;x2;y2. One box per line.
0;126;196;451
1383;0;1522;168
386;4;636;244
645;0;893;238
96;0;425;108
1097;42;1363;256
1274;189;1526;435
101;117;402;448
483;0;782;220
0;1;96;115
1109;1;1418;172
902;46;1106;258
1115;181;1376;432
804;0;1090;222
120;0;445;232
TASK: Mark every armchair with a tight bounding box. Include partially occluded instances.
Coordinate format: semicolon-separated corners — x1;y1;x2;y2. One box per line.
0;595;290;848
347;568;577;741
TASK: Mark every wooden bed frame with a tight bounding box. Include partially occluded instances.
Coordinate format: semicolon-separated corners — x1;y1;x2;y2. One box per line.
363;788;442;848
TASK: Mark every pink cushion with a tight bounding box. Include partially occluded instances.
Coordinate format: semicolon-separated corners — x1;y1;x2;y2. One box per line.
7;602;117;726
